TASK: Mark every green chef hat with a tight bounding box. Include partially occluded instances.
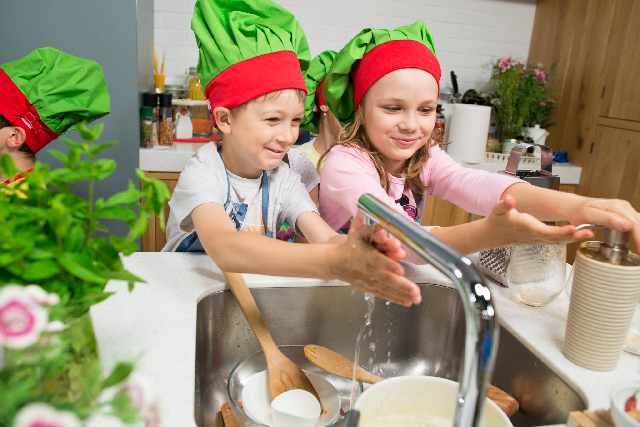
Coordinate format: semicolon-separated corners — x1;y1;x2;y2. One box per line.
300;50;337;133
191;0;311;124
324;21;441;125
0;47;110;153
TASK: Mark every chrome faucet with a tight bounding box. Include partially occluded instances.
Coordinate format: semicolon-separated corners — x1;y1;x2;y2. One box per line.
349;194;499;427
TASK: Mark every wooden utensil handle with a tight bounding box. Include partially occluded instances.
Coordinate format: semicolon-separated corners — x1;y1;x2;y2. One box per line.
487;384;519;418
223;271;277;352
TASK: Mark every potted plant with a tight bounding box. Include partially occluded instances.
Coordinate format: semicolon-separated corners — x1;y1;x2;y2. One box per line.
0;122;170;426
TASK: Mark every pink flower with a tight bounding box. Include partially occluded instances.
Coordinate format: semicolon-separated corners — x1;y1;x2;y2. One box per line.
14;403;81;427
548;98;555;104
0;285;48;349
25;285;60;306
497;56;512;72
537;62;544;69
118;375;165;427
540;102;547;107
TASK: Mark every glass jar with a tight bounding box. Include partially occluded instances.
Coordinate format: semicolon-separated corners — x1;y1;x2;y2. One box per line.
140;106;154;148
187;67;206;101
506;243;567;307
158;93;173;146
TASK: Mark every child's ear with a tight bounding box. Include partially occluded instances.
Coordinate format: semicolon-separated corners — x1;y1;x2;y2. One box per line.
213;107;233;135
319;104;330;113
6;126;26;148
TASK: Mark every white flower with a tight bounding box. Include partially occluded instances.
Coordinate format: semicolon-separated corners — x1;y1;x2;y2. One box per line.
24;284;60;306
44;320;67;333
0;285;48;349
118;375;165;427
14;403;81;427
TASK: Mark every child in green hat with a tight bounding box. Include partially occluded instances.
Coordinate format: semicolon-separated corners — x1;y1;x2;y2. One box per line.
0;47;110;184
297;50;343;176
319;21;640;254
163;0;420;306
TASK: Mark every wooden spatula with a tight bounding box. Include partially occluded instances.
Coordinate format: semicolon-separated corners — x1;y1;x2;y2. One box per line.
223;272;322;410
304;344;519;417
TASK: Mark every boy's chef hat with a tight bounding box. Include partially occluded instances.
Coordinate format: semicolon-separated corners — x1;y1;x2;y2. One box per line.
0;47;110;153
323;21;441;125
301;50;337;133
191;0;310;125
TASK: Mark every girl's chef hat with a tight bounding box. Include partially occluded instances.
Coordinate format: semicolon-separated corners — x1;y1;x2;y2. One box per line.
301;50;337;133
191;0;310;125
0;47;110;153
323;21;441;125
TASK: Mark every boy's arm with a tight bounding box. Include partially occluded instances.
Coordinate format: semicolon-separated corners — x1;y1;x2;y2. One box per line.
191;203;421;306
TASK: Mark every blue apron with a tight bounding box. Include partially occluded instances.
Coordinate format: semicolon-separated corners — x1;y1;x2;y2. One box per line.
174;147;272;252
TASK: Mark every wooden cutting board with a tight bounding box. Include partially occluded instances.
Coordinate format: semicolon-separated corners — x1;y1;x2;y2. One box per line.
566;409;614;427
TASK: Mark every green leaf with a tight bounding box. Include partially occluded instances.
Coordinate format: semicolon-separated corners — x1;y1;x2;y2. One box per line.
104;190;146;207
104;269;144;284
93;158;117;180
103;361;135;389
0;154;18;181
48;149;70;167
58;253;107;284
76;121;104;141
22;259;60;280
60;136;82;149
95;205;136;220
90;140;119;156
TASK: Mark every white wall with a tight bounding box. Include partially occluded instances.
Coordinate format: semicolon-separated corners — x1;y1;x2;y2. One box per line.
154;0;537;94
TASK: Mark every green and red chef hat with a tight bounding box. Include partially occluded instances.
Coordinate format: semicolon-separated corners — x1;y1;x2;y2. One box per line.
323;21;441;126
191;0;311;125
0;47;110;153
301;50;337;133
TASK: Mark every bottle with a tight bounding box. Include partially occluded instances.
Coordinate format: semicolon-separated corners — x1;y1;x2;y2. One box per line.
158;93;173;146
140;106;154;148
187;67;206;101
564;227;640;371
142;92;160;147
174;106;193;140
431;104;445;145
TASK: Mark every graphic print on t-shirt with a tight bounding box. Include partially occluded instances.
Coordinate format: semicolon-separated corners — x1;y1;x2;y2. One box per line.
225;201;266;234
395;194;418;221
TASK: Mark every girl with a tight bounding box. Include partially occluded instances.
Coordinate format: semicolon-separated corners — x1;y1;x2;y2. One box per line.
319;21;640;255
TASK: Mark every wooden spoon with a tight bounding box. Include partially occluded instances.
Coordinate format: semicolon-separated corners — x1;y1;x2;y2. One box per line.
304;344;519;417
223;272;322;410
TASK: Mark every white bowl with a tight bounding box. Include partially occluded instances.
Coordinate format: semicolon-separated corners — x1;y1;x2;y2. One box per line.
354;376;513;427
241;370;341;427
611;383;640;427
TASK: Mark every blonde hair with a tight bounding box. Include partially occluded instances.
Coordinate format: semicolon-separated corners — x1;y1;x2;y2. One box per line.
318;98;433;203
216;88;307;137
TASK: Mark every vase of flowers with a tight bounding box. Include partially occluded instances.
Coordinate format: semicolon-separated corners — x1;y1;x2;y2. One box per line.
490;58;554;142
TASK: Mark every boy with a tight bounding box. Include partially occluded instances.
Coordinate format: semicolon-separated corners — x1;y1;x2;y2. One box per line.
163;0;421;307
0;47;110;184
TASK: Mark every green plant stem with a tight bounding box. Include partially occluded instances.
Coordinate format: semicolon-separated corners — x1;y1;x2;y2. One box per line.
86;141;95;248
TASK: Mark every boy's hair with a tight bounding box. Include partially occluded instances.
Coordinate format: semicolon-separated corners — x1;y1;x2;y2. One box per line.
216;88;306;137
318;96;433;204
0;113;36;161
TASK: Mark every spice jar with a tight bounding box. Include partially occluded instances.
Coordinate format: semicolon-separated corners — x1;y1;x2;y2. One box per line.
140;106;154;148
142;92;160;147
187;67;206;101
431;104;445;144
158;93;173;146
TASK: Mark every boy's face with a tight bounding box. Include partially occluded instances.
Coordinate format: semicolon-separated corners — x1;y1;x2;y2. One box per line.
223;89;305;179
362;68;439;175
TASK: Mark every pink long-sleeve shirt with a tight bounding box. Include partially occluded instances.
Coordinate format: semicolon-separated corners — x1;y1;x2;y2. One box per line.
319;144;524;231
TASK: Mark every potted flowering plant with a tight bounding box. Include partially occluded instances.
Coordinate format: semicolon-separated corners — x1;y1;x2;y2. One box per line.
0;122;170;426
490;57;554;141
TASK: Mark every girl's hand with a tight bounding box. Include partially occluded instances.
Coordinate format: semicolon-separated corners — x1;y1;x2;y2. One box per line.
327;224;422;307
561;197;640;253
485;195;594;247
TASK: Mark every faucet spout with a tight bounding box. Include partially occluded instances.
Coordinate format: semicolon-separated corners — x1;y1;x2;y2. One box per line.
353;194;499;427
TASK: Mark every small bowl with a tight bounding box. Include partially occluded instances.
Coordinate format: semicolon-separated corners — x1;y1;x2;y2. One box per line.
271;389;321;427
611;383;640;427
228;345;363;427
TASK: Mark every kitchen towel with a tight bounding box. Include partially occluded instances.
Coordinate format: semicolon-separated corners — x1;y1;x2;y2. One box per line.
444;104;491;164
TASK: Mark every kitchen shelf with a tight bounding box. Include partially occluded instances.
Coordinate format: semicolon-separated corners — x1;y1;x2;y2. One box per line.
172;99;207;106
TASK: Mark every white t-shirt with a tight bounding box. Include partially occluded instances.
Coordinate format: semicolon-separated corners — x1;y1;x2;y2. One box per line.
162;142;318;252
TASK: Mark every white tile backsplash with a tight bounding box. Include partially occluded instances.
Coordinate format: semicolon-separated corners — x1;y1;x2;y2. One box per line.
152;0;536;94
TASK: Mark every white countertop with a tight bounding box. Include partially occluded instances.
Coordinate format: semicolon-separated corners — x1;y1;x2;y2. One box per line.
91;252;637;426
139;143;582;185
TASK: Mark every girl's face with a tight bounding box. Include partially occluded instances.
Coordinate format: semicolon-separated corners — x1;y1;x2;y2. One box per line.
362;68;439;175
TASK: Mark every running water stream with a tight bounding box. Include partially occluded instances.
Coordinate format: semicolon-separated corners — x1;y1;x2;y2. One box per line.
349;292;376;410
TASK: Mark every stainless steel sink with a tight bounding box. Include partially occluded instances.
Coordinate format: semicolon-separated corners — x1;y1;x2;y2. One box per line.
194;283;586;427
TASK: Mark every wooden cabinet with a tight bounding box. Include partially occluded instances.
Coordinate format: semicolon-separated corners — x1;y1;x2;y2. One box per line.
141;172;180;252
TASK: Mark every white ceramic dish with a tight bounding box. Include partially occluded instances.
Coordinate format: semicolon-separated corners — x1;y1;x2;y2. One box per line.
241;369;341;427
611;383;640;427
271;389;321;427
354;375;513;427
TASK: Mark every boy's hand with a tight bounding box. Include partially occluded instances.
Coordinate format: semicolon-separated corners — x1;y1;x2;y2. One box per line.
328;224;422;307
485;195;594;247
